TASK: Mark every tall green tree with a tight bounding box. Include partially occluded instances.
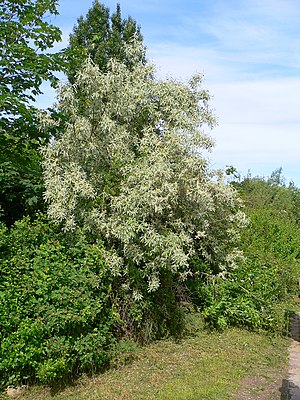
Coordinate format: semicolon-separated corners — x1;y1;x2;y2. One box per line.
0;0;62;225
65;1;145;83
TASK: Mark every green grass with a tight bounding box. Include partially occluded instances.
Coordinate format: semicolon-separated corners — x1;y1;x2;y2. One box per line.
3;313;290;400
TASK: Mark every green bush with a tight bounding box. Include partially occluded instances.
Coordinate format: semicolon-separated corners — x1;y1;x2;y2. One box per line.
197;176;300;332
0;216;117;387
200;264;290;331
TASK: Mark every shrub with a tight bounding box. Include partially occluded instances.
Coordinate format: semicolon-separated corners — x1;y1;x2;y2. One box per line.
0;215;117;387
197;176;300;332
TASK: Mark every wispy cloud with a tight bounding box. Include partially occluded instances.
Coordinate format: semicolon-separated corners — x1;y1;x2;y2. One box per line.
146;0;300;78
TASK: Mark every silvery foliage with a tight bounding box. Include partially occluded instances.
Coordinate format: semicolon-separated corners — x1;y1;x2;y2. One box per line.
42;42;247;293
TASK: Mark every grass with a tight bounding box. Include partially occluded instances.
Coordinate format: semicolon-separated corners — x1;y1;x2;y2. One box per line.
3;312;291;400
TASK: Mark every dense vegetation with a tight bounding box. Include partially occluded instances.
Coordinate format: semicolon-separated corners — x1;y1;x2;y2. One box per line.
1;0;300;390
200;169;300;330
0;216;118;386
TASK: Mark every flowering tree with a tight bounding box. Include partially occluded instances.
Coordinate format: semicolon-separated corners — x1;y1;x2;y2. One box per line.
42;43;246;296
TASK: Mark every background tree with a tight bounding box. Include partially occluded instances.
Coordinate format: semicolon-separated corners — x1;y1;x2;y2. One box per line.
65;1;145;84
235;168;298;217
0;0;62;225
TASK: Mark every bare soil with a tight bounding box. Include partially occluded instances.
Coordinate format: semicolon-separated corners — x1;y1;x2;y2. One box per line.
233;371;289;400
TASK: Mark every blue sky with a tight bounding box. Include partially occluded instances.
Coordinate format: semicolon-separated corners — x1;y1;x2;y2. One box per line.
41;0;300;185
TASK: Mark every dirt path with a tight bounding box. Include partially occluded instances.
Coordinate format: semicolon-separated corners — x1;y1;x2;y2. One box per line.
286;313;300;400
233;312;300;400
233;314;300;400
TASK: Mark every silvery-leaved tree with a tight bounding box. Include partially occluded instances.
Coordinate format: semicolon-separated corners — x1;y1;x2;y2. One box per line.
42;42;247;298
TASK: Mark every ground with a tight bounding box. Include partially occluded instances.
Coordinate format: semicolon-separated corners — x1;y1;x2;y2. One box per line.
233;373;289;400
3;314;289;400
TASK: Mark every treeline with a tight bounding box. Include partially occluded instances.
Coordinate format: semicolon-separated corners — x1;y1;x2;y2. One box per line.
1;0;300;389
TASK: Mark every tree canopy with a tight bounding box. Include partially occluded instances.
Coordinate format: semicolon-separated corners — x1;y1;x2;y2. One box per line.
65;1;145;83
0;0;62;225
0;0;62;119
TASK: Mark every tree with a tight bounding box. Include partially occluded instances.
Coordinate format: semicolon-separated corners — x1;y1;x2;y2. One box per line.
0;0;62;225
65;1;145;83
42;42;246;301
235;168;296;216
